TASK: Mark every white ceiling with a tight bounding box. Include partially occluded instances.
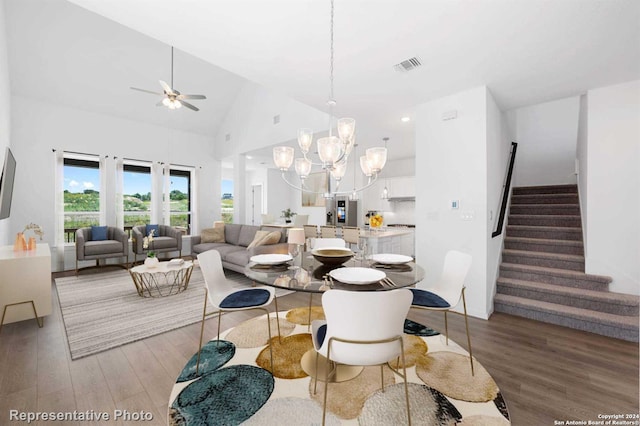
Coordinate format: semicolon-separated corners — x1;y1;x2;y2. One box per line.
6;0;640;165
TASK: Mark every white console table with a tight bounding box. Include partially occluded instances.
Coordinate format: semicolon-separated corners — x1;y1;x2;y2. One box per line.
0;243;52;328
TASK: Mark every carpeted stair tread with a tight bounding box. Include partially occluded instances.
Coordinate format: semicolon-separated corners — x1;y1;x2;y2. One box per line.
501;249;584;271
507;214;582;228
504;236;584;255
512;184;578;195
510;204;581;215
502;249;584;263
496;277;639;315
494;294;640;339
506;225;583;241
500;262;612;284
511;193;579;204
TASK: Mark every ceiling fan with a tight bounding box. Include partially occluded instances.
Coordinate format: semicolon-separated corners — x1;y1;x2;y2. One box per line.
130;46;206;111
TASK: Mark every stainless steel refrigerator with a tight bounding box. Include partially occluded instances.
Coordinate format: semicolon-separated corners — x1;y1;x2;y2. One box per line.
326;197;358;227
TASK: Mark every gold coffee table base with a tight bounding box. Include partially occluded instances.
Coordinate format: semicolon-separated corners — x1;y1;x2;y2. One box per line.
300;350;364;382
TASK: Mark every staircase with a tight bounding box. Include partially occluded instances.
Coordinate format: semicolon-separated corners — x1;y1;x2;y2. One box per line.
494;184;639;342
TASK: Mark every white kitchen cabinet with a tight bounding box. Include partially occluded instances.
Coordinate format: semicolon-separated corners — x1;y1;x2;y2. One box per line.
386;176;416;199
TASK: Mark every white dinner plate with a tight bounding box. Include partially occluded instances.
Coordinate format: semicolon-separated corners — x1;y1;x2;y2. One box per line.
329;267;386;285
250;254;293;265
369;254;413;265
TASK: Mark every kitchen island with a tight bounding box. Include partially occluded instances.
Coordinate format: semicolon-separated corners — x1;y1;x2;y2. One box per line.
361;227;415;257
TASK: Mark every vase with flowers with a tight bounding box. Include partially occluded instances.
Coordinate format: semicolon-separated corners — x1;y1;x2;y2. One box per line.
14;223;44;251
143;229;159;268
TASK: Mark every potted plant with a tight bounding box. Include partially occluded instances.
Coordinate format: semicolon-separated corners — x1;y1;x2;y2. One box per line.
143;229;158;267
281;208;296;223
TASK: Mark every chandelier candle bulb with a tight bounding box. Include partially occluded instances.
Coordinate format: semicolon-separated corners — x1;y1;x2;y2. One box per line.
295;158;312;179
360;156;373;177
274;146;294;170
366;147;387;172
297;129;313;153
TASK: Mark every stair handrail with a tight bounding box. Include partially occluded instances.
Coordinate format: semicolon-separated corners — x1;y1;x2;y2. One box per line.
492;142;518;238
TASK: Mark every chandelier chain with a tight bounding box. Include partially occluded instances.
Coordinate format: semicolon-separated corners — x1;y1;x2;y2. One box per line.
330;0;334;103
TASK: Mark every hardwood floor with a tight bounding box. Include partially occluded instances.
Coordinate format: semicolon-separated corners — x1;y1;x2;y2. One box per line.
0;272;637;425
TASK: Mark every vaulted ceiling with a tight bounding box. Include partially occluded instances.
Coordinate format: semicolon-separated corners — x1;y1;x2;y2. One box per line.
6;0;640;163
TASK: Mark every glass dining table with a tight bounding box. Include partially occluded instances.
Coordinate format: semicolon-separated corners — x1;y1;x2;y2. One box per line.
244;252;425;382
243;252;425;293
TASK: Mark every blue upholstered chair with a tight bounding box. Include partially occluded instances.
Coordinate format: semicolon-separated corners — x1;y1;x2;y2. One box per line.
195;249;276;375
409;250;474;375
311;289;413;425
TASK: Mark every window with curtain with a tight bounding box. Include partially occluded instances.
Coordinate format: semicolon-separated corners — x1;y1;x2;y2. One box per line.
62;155;101;242
169;168;192;233
123;162;152;228
221;179;234;223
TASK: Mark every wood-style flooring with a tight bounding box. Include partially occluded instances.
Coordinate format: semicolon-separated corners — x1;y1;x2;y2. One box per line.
0;270;637;425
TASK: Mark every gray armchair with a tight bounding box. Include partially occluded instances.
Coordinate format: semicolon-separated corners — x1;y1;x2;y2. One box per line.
132;225;183;262
75;226;129;275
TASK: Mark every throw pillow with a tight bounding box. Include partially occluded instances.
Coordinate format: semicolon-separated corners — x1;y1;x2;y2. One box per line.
201;227;225;243
146;224;160;237
247;230;281;250
91;226;108;241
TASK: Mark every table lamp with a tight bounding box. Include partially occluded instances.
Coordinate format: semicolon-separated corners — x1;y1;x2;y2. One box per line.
287;228;305;268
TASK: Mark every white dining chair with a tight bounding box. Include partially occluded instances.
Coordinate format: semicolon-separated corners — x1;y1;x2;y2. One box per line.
293;214;309;227
320;225;337;238
311;289;413;425
409;250;474;375
195;250;276;375
310;238;346;249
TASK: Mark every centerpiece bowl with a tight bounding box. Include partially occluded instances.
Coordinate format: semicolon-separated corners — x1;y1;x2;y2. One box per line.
311;247;354;265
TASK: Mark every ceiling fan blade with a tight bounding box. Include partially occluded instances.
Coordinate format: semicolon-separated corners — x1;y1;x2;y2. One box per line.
130;87;164;96
159;80;174;95
180;101;199;111
177;94;206;100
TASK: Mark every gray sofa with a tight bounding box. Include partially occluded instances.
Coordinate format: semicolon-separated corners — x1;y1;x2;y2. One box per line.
191;224;289;273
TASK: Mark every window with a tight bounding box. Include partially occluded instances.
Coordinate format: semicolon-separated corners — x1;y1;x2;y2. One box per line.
169;168;191;233
123;163;152;228
222;179;233;223
63;157;101;241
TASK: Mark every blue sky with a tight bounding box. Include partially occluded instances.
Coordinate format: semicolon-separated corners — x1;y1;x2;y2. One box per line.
222;179;233;195
63;166;189;194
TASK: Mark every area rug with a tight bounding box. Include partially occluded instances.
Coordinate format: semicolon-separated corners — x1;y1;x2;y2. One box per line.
168;309;510;425
55;268;291;360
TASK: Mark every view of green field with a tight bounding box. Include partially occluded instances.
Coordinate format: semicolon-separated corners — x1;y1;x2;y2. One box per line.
63;190;190;230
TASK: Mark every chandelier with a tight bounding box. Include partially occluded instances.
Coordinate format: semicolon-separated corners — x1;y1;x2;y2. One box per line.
272;0;387;199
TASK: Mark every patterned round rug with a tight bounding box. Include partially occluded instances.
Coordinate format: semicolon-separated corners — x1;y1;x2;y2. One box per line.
169;308;510;425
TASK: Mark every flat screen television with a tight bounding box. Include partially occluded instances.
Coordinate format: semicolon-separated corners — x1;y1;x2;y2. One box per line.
0;147;16;220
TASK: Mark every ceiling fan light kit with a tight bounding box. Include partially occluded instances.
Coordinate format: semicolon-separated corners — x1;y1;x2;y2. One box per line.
130;46;206;112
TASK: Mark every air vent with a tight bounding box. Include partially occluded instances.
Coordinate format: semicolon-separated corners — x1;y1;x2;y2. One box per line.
273;114;280;124
394;56;422;73
225;133;231;142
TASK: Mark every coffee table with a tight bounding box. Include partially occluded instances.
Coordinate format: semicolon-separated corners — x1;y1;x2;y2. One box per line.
130;260;194;298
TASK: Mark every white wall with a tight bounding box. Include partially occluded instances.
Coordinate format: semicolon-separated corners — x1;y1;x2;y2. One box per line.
486;90;511;316
584;80;640;295
0;0;12;245
10;95;219;269
511;96;580;186
214;81;329;160
415;86;491;319
576;94;589;245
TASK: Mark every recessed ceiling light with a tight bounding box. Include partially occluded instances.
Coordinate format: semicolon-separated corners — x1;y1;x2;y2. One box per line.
401;117;411;123
246;155;253;159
